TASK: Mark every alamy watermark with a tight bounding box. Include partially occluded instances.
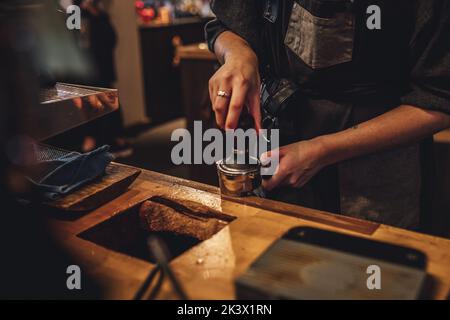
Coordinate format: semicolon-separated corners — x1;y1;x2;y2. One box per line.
65;5;81;30
366;5;382;30
66;265;81;290
170;121;279;176
366;265;382;290
65;3;381;31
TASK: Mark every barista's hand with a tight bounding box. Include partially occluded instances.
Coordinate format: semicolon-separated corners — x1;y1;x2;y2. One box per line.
209;46;261;131
261;139;328;191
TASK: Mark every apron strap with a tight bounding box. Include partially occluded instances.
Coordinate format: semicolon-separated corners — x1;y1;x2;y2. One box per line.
263;0;280;23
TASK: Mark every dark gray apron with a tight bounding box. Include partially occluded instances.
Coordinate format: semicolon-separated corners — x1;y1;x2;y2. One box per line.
264;0;422;229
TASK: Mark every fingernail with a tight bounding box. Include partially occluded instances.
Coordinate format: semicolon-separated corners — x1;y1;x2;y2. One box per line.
260;155;270;167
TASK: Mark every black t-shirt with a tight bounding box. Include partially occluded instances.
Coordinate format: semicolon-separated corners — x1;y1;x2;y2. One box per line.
206;0;450;114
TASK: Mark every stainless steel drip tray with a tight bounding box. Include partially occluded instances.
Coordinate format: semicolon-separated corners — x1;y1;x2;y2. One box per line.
26;83;119;141
39;83;107;104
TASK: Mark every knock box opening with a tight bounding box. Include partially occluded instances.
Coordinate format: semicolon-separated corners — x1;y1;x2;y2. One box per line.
78;196;235;263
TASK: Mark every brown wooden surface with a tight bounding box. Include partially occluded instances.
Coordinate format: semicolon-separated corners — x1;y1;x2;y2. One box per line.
174;43;216;65
48;164;450;300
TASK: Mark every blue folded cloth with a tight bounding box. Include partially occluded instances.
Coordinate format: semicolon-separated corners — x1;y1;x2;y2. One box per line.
27;145;114;200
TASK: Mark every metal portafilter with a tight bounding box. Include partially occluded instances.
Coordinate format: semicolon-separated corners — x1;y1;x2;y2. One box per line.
216;108;262;197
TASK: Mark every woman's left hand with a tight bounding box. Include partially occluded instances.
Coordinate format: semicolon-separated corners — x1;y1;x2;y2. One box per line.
261;138;329;191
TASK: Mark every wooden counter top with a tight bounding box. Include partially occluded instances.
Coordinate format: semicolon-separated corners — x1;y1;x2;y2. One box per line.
48;165;450;300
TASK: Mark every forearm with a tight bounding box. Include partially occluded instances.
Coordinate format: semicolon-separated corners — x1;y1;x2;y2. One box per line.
213;31;258;65
318;105;450;166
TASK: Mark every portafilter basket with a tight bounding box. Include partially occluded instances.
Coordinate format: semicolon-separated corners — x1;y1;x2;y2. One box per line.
216;154;261;197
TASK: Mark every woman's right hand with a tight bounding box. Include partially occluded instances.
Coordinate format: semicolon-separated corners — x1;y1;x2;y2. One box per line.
208;32;261;131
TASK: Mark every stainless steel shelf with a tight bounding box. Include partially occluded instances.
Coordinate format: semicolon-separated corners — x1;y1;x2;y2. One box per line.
25;83;119;141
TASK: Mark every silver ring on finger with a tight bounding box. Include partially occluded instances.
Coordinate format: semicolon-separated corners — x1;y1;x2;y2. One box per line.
217;90;231;99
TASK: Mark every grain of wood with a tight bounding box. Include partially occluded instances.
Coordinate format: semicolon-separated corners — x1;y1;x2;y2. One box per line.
48;165;450;300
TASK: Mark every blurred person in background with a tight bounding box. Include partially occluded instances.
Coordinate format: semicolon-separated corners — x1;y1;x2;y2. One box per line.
51;0;133;158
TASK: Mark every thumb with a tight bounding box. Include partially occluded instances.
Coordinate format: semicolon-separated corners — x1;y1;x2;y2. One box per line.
260;148;280;166
262;164;285;191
